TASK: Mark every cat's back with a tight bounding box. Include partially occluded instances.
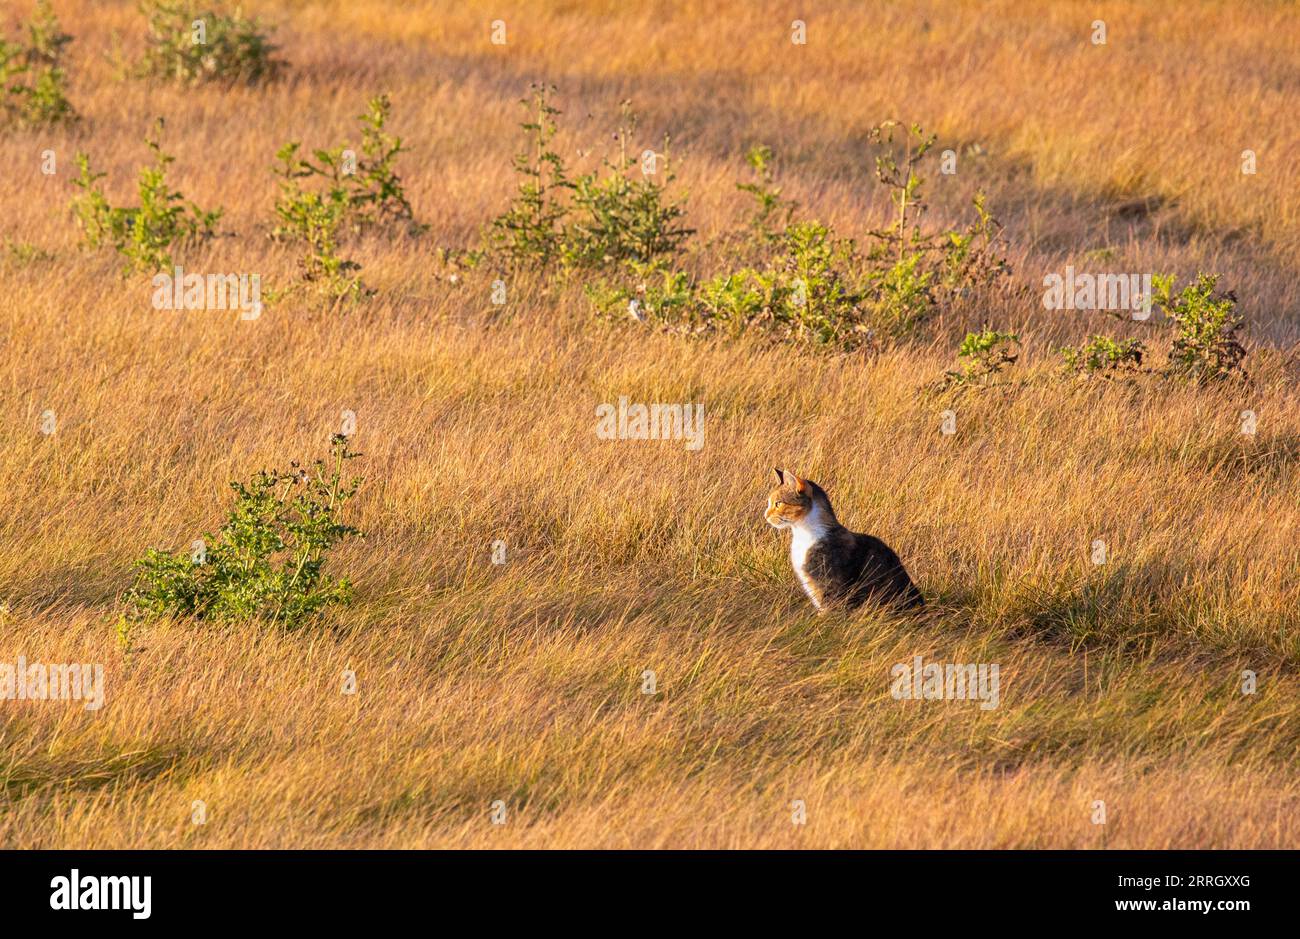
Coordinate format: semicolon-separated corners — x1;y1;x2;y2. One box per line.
844;529;903;567
839;528;924;609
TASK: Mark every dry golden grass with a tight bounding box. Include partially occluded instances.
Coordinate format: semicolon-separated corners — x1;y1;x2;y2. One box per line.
0;0;1297;848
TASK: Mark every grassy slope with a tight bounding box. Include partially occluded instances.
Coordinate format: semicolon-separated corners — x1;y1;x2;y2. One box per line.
0;0;1297;847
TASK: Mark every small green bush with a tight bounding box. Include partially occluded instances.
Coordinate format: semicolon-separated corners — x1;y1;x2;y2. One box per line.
1060;335;1146;376
938;192;1010;292
270;181;367;299
864;122;1009;321
587;120;1008;351
736;144;797;246
588;221;873;349
0;0;76;127
771;221;868;345
272;95;417;298
482;88;691;271
274;95;419;236
123;435;363;630
586;260;696;326
868;251;935;339
942;327;1021;387
484;84;572;268
1153;272;1247;382
561;103;692;267
71;118;221;274
134;0;283;85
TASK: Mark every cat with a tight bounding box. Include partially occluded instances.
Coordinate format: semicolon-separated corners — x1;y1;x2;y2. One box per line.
764;468;923;612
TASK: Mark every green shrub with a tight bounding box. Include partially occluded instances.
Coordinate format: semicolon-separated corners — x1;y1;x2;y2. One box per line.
864;122;1009;325
270;181;367;299
561;103;692;267
484;84;572;268
272;95;417;298
938;192;1010;292
868;251;935;339
513;105;1006;351
1153;272;1247;382
587;120;1012;351
71;118;222;274
771;221;868;345
123;435;363;630
695;268;781;328
736;144;797;246
0;0;76;127
942;327;1021;387
483;89;691;271
1060;335;1146;375
588;221;872;349
274;94;418;236
586;260;696;325
134;0;283;85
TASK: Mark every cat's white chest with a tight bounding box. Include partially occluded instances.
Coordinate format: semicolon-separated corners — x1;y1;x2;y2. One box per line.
789;526;824;609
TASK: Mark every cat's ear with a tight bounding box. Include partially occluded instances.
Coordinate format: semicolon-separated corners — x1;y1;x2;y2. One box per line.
773;467;785;485
791;473;806;494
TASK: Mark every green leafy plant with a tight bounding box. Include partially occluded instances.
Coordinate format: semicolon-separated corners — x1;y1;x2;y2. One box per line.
942;327;1021;387
770;221;868;345
272;95;416;298
863;122;1010;331
867;121;937;263
1060;335;1146;376
483;90;691;271
736;144;797;246
1153;272;1247;382
134;0;283;85
589;120;1012;352
562;105;692;268
939;192;1009;292
274;94;419;237
70;118;222;274
269;180;367;299
868;251;935;339
0;0;76;127
588;221;872;349
586;259;696;326
123;434;364;630
484;83;573;268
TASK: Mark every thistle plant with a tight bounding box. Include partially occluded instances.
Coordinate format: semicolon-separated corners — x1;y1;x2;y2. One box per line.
1153;273;1247;382
485;83;572;268
942;327;1021;388
124;434;364;630
0;0;77;127
70;118;222;274
134;0;283;85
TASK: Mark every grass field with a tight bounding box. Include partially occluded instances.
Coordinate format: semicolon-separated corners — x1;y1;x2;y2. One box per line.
1;0;1298;848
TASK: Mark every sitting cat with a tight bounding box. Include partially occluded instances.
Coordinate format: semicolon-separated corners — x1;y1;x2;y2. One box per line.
764;468;923;612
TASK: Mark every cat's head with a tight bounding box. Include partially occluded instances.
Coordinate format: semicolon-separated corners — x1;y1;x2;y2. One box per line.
765;468;828;528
